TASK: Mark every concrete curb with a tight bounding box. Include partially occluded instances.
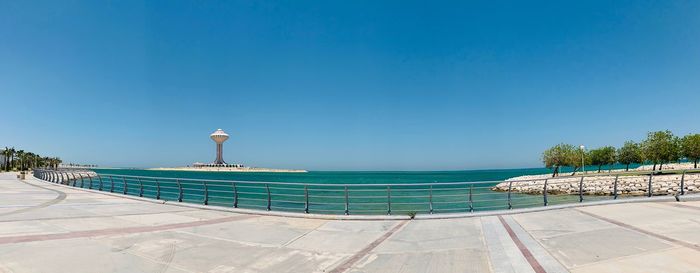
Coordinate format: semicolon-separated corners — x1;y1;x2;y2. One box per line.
29;176;700;221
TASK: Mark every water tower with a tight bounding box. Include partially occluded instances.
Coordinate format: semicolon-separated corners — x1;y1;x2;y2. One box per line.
210;129;229;165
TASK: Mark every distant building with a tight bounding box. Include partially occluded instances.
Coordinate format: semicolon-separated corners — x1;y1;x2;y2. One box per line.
193;129;244;168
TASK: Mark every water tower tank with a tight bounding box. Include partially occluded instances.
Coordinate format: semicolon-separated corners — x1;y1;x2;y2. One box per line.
210;129;229;164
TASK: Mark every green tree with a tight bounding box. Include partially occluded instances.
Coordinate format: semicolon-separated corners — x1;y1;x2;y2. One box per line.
617;141;643;171
642;130;680;171
681;134;700;168
7;147;16;171
589;146;617;173
42;157;51;168
1;147;8;171
542;143;575;177
567;148;590;175
15;150;26;171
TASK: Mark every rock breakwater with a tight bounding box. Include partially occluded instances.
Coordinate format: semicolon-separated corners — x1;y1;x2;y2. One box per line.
492;173;700;196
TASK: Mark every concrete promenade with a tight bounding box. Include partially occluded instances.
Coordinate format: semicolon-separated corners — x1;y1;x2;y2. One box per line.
1;172;700;273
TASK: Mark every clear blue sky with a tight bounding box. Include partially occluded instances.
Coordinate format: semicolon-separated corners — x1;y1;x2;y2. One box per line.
1;1;699;170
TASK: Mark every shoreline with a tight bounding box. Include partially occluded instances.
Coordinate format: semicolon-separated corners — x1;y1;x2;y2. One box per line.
495;163;700;196
147;167;308;173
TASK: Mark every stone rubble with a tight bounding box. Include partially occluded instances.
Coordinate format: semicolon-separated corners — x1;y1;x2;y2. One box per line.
492;173;700;196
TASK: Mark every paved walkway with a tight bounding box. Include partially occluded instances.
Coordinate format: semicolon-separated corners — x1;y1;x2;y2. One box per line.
1;172;700;273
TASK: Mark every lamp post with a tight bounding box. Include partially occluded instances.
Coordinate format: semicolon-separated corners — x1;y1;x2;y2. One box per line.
579;145;586;175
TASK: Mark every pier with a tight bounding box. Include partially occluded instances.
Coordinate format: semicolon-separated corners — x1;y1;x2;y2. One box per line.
2;172;700;272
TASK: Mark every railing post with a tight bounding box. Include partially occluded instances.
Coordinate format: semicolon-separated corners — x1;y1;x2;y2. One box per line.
98;175;103;191
204;182;209;205
344;186;349;215
387;186;392;215
79;173;84;188
109;176;114;193
648;172;654;197
138;178;143;197
303;185;308;213
122;177;128;194
177;179;183;202
88;175;94;189
579;176;584;202
613;175;619;199
60;172;66;184
543;179;548;206
428;185;434;214
265;184;271;211
71;173;77;187
233;182;239;208
507;181;513;209
680;170;686;195
469;184;474;212
155;179;161;200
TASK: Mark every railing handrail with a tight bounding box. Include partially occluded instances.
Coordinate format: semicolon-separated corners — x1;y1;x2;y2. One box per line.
29;168;698;216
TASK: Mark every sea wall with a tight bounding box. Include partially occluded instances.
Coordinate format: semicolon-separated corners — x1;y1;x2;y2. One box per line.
492;173;700;196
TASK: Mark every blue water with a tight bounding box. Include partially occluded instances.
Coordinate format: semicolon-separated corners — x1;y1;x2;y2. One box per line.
90;165;637;215
95;168;551;184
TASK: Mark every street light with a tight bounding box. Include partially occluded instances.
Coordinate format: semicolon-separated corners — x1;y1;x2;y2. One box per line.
579;145;586;174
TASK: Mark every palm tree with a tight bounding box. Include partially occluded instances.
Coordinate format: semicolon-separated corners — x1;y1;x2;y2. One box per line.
0;147;67;171
42;157;50;168
47;157;62;169
1;147;8;171
16;150;26;171
7;147;16;171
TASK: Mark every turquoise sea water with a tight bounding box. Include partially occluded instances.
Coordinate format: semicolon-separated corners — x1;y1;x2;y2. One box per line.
92;165;635;215
96;167;550;184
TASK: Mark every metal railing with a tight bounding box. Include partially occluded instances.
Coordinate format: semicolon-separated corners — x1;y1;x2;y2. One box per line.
31;169;699;216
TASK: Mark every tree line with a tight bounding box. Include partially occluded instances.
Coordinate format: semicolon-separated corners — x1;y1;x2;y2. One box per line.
1;147;62;171
543;131;700;177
